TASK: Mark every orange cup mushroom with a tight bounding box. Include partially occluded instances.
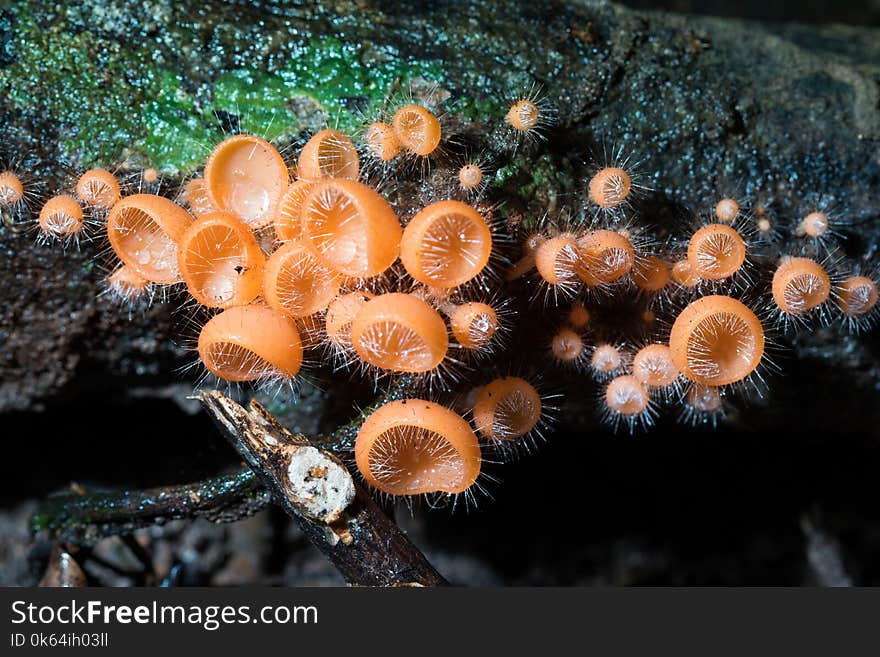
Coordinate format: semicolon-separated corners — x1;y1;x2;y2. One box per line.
107;194;194;284
838;276;878;317
263;240;342;317
75;168;120;209
472;376;542;441
177;212;265;308
669;295;764;386
299;179;402;278
392;105;442;156
401;200;492;288
365;122;402;161
39;195;84;238
273;180;313;242
325;291;374;350
576;230;635;285
771;257;831;315
297;129;360;180
204;134;288;229
197;304;303;382
447;302;499;350
687;224;746;281
588;167;632;209
355;399;481;496
350;293;448;373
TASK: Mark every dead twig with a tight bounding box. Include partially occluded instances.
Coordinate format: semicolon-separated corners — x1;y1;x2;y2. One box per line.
200;391;447;587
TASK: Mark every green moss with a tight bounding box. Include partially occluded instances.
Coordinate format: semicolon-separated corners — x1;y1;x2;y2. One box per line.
1;8;444;173
213;38;445;139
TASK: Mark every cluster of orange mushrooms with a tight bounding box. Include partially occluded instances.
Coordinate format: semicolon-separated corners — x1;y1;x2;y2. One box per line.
2;90;878;503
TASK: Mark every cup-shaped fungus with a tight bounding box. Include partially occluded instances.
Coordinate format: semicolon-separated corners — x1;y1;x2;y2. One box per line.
355;399;481;496
401;200;492;288
771;257;831;315
0;171;24;207
458;164;484;191
182;177;216;218
838;276;878;316
299;179;401;278
365;122;402;161
798;212;829;238
551;327;585;364
75;168;120;209
591;343;625;379
576;230;635;285
669;295;764;386
472;376;542;441
714;198;740;224
392;105;442;156
507;99;540;132
263;241;341;317
107;194;194;283
325;291;374;350
350;293;448;373
177;212;265;308
273;180;313;242
687;224;746;281
632;344;678;387
567;302;591;330
446;301;499;350
535;234;580;286
588;167;632;209
197;304;303;382
39;195;84;238
297;129;360;180
605;375;650;416
204;134;288;229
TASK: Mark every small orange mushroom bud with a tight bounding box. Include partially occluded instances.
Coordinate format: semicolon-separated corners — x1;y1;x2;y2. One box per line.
551;327;585;364
354;399;481;496
273;180;313;242
506;99;540;132
392;105;442;156
365;121;402;161
687;224;746;281
204;134;289;229
142;168;160;184
567;302;591;330
177;212;266;308
588;167;632;209
714;198;739;223
0;171;24;207
350;293;448;373
75;168;120;209
605;375;650;416
632;255;670;292
197;304;303;382
263;241;341;317
591;343;625;379
457;163;484;190
798;212;829;238
576;230;635;285
297;129;360;180
39;195;84;238
632;344;679;387
838;275;878;317
669;295;764;386
771;257;831;315
401;200;492;288
106;194;193;284
299;179;402;278
472;376;542;441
